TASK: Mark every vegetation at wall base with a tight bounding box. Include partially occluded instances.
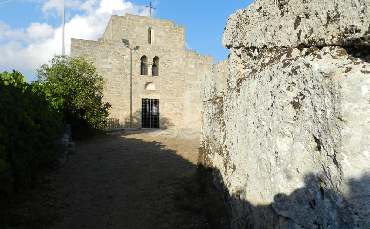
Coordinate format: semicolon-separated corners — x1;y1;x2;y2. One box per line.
34;55;111;140
0;70;62;198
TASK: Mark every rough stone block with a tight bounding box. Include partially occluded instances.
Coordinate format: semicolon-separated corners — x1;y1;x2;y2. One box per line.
202;38;370;229
223;0;370;49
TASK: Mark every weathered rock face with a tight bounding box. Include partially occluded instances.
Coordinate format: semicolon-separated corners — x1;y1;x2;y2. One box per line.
223;0;370;49
201;0;370;228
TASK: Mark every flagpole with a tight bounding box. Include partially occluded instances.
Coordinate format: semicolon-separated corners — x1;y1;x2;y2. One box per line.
62;0;65;56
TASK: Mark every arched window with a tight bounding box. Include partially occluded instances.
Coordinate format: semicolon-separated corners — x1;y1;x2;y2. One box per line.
152;57;159;76
141;56;148;75
148;27;152;44
145;82;155;90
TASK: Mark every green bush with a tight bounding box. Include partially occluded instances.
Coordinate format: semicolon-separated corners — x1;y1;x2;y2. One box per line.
0;71;62;197
33;56;111;139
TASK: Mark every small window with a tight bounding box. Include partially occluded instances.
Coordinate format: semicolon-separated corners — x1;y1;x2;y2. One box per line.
148;28;152;44
145;82;155;90
152;57;159;76
141;56;148;75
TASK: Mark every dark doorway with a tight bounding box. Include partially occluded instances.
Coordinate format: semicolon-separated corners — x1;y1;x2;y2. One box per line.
142;99;159;128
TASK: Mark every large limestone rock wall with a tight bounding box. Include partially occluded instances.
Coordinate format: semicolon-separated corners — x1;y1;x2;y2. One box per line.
200;0;370;228
223;0;370;48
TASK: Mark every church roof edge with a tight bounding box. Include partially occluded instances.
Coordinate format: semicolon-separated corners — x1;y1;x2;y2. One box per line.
109;14;184;29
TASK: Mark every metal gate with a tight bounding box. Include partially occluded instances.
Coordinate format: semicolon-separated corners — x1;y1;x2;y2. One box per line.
142;99;159;128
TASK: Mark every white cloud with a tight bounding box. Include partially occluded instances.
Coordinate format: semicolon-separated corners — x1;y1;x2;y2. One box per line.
152;0;160;7
0;0;152;82
38;0;82;17
26;22;54;39
42;0;64;14
97;0;134;15
0;21;27;41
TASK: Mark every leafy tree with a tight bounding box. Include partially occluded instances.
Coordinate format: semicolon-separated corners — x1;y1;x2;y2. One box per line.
0;70;62;197
33;56;111;139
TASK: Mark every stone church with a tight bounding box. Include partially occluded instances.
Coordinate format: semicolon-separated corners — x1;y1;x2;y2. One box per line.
71;14;213;129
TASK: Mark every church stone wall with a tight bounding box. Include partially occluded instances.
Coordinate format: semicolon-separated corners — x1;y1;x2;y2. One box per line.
200;0;370;228
71;38;131;128
71;14;212;129
71;38;132;91
102;15;185;51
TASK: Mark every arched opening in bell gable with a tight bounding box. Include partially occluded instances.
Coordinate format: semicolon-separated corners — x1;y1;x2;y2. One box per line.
152;57;159;76
141;56;148;75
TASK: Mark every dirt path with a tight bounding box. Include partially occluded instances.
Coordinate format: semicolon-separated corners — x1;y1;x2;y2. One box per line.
2;128;229;229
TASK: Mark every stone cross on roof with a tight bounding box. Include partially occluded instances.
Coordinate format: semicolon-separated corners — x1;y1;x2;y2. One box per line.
146;2;156;17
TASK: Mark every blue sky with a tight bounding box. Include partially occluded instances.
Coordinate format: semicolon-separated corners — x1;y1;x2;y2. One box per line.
0;0;253;82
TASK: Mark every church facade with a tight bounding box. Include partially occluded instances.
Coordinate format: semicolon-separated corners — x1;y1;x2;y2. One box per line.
71;14;213;129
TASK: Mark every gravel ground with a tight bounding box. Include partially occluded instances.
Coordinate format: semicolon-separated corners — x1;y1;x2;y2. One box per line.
1;127;229;229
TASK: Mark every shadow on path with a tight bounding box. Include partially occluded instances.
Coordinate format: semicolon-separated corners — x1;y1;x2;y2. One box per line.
46;130;228;229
